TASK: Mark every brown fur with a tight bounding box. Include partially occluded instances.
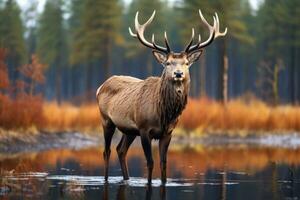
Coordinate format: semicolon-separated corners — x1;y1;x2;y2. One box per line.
96;52;194;184
96;71;189;138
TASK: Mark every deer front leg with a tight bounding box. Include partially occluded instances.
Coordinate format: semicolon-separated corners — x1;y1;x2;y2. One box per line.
159;134;172;184
140;132;153;184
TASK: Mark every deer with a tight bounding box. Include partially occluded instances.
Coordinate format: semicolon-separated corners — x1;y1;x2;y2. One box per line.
96;9;227;184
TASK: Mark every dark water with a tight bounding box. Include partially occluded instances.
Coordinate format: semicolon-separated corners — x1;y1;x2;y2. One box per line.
1;142;300;200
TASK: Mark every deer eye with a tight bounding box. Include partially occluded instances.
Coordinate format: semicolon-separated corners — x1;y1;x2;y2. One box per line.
185;62;189;65
165;62;171;66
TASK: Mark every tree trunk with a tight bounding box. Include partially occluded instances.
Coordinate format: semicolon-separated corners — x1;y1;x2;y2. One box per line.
290;46;295;104
218;39;228;104
297;48;300;104
29;80;35;96
72;66;77;98
200;52;206;97
272;63;280;105
223;55;228;104
55;66;62;104
103;37;112;80
86;62;93;101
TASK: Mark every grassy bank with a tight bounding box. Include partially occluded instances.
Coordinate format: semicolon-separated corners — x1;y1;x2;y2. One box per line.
1;96;300;136
179;98;300;135
43;97;300;135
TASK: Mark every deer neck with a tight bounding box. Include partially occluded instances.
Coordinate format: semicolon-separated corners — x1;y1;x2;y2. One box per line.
158;71;189;132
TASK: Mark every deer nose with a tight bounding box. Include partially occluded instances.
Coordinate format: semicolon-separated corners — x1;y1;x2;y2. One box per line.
174;71;183;78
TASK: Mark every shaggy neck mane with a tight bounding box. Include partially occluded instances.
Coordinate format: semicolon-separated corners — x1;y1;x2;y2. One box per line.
158;70;188;132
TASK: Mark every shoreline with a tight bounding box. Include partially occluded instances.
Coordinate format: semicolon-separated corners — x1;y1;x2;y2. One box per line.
1;130;300;155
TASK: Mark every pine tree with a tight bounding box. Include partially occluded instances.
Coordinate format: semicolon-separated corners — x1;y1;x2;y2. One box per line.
37;0;67;103
0;0;27;80
66;0;84;97
257;0;300;104
286;0;300;103
124;0;167;76
24;0;39;55
71;0;122;98
212;0;253;103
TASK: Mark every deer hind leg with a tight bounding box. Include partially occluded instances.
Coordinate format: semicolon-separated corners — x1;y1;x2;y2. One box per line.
102;119;116;181
116;134;136;180
140;132;153;184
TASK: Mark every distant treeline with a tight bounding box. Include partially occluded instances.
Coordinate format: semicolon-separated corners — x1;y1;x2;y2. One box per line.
0;0;299;104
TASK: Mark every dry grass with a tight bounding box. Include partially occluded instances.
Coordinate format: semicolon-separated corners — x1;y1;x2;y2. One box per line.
42;102;101;132
41;97;300;134
0;94;44;130
1;97;300;135
178;97;300;134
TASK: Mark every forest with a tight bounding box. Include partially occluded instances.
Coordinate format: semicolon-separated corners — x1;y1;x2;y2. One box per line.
0;0;300;133
1;2;300;198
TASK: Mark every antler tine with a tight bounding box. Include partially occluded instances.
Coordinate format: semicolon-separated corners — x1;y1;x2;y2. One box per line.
185;29;204;53
197;10;216;49
128;27;137;37
128;10;170;54
134;11;156;49
186;9;228;53
184;28;195;52
152;34;160;49
164;31;171;52
185;10;216;53
214;12;227;37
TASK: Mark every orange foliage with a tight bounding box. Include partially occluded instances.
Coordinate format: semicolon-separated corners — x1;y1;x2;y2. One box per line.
0;49;45;130
18;55;46;85
0;49;10;89
42;102;101;132
39;97;300;134
0;94;44;129
178;97;300;132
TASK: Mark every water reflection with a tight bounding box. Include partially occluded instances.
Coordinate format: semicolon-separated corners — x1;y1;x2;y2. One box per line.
102;184;166;200
0;144;300;199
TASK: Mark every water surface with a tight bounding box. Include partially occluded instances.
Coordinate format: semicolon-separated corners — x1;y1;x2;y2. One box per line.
1;141;300;199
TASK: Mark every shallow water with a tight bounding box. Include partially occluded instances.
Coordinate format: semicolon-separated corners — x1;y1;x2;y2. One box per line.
1;142;300;199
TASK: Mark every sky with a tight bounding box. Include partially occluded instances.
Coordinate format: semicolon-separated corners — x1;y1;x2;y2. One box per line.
16;0;263;13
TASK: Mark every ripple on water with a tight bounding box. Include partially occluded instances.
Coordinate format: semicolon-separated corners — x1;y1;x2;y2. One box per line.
4;172;49;180
46;175;195;187
4;173;242;188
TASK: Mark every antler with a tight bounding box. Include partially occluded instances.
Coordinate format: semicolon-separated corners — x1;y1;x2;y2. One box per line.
185;10;227;53
129;10;171;54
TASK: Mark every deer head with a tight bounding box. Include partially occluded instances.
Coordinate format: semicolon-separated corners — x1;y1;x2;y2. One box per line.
129;10;227;82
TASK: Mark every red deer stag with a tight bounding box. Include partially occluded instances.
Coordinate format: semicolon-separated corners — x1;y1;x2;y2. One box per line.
96;10;227;184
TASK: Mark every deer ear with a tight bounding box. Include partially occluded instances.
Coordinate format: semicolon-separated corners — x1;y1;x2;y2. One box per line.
152;50;167;64
187;50;203;64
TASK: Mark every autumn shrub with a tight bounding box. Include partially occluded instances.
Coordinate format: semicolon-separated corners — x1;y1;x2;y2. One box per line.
40;97;300;134
42;102;101;132
0;49;46;131
0;94;45;130
178;97;300;133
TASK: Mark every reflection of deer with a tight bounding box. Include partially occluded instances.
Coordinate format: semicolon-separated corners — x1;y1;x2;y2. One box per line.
102;184;165;200
96;10;227;184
